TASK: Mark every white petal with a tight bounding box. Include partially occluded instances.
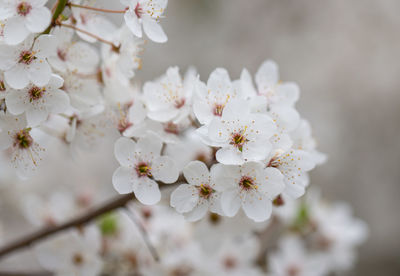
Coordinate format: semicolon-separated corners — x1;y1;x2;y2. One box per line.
193;100;213;125
4;17;30;45
184;201;209;222
33;35;57;58
183;160;210;186
112;166;134;194
67;42;99;73
170;184;199;213
26;6;51;33
114;137;136;167
26;107;48;126
276;82;300;106
0;45;18;70
216;147;244;165
147;109;179;122
133;177;161;205
124;11;142;38
258;167;285;198
5;64;29;89
5;90;26;115
255;59;279;89
28;60;51;87
45;89;70;114
135;133;163;159
242;191;272;222
142;18;167;43
151;156;179;183
221;188;241;217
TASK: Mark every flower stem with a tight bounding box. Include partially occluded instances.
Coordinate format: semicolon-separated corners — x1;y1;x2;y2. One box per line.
43;0;69;34
67;3;126;14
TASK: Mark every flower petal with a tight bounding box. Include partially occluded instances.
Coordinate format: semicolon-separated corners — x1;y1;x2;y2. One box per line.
26;6;51;33
151;156;179;183
114;137;136;167
242;191;272;222
183;160;210;186
112;166;134;194
170;184;199;213
133;177;161;205
142;18;167;43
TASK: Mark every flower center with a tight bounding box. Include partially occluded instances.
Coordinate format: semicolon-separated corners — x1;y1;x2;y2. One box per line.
174;98;185;109
28;86;45;102
17;2;32;16
230;128;248;152
14;128;33;149
57;48;67;61
164;122;179;135
118;118;132;134
72;253;84;266
287;265;300;276
213;104;224;116
239;176;257;190
198;184;214;199
19;50;36;64
134;3;143;18
136;162;152;178
223;256;237;270
273;194;285;206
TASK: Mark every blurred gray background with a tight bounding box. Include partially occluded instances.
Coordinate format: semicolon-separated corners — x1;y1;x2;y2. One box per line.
138;0;400;275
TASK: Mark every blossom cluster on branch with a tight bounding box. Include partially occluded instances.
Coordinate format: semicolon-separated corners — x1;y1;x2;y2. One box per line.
0;0;367;275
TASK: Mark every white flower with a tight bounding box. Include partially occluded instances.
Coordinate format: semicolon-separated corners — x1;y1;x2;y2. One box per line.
170;161;223;221
241;59;299;107
70;0;117;43
290;119;327;165
205;99;276;165
0;72;9;100
121;0;168;43
114;100;147;137
0;113;44;178
143;66;194;123
266;149;315;199
6;74;70;126
112;134;179;205
193;68;241;125
268;235;329;276
49;26;100;74
102;25;144;84
0;35;55;89
208;235;263;276
34;226;103;276
0;0;51;45
214;162;284;222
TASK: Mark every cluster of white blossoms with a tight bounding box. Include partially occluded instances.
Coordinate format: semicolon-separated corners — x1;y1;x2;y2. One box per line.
0;0;367;275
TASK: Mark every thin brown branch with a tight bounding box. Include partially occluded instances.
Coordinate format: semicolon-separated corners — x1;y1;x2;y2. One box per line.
0;271;53;276
67;3;127;14
0;193;133;259
123;207;160;262
57;22;120;52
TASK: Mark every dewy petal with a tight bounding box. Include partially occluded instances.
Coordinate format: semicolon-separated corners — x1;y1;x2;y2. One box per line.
170;184;199;213
183;160;210;186
184;201;209;222
124;11;142;38
142;18;167;43
28;59;51;87
242;190;272;222
221;188;241;217
133;177;161;205
26;6;51;33
255;59;279;89
112;166;134;194
4;17;30;45
114;137;136;167
5;64;29;89
151;156;179;184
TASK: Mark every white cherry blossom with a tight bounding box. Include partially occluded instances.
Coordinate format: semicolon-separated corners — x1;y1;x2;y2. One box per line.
0;113;44;178
0;35;55;89
214;162;284;222
112;134;179;205
205;99;276;165
193;68;241;125
143;66;195;123
34;226;103;276
0;0;51;45
6;74;70;126
266;149;315;199
121;0;168;43
170;161;223;221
